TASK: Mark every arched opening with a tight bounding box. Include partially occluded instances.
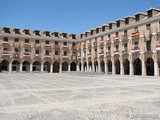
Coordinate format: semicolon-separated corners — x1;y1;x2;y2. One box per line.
53;62;59;73
94;61;98;72
134;58;142;75
70;62;76;71
146;57;154;76
84;62;87;72
115;59;120;74
62;62;68;71
101;61;105;73
89;61;92;72
0;60;9;72
32;61;41;71
124;59;130;75
108;60;112;74
79;62;82;71
22;61;30;72
12;60;20;71
44;61;50;73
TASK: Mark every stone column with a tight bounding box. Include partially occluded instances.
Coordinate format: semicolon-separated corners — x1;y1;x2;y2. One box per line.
81;63;84;72
98;60;101;73
41;63;44;72
68;64;70;72
59;63;62;73
142;61;146;76
30;64;33;72
120;62;124;75
105;61;108;74
9;63;12;72
154;62;159;76
20;63;23;72
130;62;133;75
111;58;115;75
77;64;79;72
92;61;95;72
50;64;53;73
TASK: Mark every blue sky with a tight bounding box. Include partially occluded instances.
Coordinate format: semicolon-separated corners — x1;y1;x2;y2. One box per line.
0;0;160;34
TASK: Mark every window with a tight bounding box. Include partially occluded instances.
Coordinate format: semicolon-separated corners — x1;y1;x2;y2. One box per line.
109;24;112;29
25;39;29;43
102;26;105;32
108;34;111;39
24;30;30;35
134;41;139;45
14;48;19;52
54;32;58;37
15;38;19;42
96;28;99;33
64;42;67;45
146;24;151;30
125;18;129;25
35;50;39;54
45;50;49;55
63;33;67;38
45;40;49;44
3;48;8;51
55;41;58;45
55;51;58;55
72;51;76;54
115;32;118;37
146;40;151;51
72;35;76;39
134;27;138;32
116;45;119;49
25;49;29;52
135;14;140;21
124;30;127;35
72;42;76;46
101;36;103;40
124;43;128;48
35;40;39;44
64;51;67;56
4;37;8;42
108;46;111;50
148;10;152;18
117;21;120;27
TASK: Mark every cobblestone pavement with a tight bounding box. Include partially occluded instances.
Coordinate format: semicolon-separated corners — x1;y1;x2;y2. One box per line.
0;73;160;120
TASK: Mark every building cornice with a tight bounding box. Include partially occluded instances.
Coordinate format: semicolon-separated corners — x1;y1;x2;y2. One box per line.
0;33;79;43
80;15;160;42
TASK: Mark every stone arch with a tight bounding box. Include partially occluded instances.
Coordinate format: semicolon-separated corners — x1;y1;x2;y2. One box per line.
70;62;76;71
94;61;98;72
0;60;9;72
84;62;87;72
101;61;105;73
62;62;68;71
124;59;130;75
32;61;41;71
44;61;50;73
115;59;120;74
146;57;154;76
53;62;59;73
12;60;20;71
134;58;142;75
107;60;112;74
22;61;30;72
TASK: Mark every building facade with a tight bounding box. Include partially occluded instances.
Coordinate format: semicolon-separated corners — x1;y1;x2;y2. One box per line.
0;8;160;76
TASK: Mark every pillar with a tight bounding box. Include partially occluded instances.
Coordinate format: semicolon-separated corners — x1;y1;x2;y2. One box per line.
81;63;84;72
30;64;33;72
20;63;22;72
68;64;70;72
120;62;124;75
77;64;79;71
154;62;159;76
112;60;115;75
142;61;146;76
59;63;62;73
41;63;44;72
105;62;108;74
98;60;101;72
50;64;53;73
9;63;12;72
129;62;133;75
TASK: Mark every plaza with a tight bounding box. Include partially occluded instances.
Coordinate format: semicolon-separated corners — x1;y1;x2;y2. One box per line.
0;72;160;120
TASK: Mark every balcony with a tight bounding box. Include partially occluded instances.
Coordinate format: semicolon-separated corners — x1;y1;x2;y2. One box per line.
99;40;104;45
62;45;69;50
2;41;9;44
156;45;160;51
44;44;51;49
1;51;10;56
53;55;59;61
131;32;140;40
24;42;31;46
106;51;111;55
62;55;69;58
99;51;104;56
54;45;60;50
122;49;128;54
35;43;41;48
23;52;31;56
72;46;77;50
113;50;120;55
44;54;51;58
113;36;119;42
87;53;92;58
131;48;140;53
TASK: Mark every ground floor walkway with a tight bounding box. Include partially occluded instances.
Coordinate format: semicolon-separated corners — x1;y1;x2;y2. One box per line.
0;73;160;120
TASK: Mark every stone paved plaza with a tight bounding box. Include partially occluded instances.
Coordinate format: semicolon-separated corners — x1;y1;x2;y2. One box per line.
0;72;160;120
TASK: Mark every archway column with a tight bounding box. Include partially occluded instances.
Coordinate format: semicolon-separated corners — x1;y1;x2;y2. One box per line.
142;61;146;76
112;59;115;75
9;63;12;72
154;62;159;76
129;62;133;75
41;63;44;72
30;64;33;72
77;64;79;71
92;61;95;72
59;63;62;73
120;61;124;75
81;63;84;72
50;64;53;73
20;63;22;72
68;64;70;72
98;60;101;72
